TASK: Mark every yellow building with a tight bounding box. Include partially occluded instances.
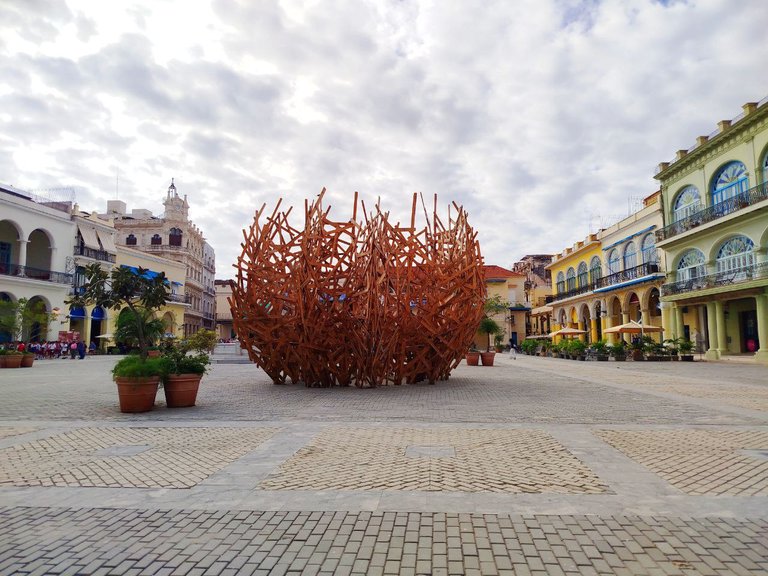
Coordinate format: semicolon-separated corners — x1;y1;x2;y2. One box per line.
105;246;189;347
473;265;526;349
654;97;768;363
547;193;667;345
546;234;603;342
215;279;234;340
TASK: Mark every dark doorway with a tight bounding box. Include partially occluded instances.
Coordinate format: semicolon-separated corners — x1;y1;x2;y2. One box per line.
741;310;759;352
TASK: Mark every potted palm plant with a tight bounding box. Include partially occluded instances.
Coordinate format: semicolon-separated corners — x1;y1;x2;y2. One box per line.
678;338;695;361
609;341;627;361
69;263;171;413
591;339;609;361
478;294;509;367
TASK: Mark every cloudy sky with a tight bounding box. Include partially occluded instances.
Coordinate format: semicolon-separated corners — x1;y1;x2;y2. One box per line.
1;0;766;276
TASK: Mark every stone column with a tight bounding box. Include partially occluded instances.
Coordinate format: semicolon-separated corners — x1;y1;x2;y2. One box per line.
674;306;684;341
577;321;586;342
660;301;673;339
641;307;654;341
755;293;768;364
590;318;599;344
604;315;615;344
705;301;720;360
714;300;727;355
17;239;28;275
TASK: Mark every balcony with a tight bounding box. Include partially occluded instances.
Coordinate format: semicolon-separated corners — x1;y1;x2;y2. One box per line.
74;245;116;263
143;244;188;254
593;262;663;292
0;263;73;285
169;293;192;304
552;281;596;302
661;261;768;297
656;182;768;242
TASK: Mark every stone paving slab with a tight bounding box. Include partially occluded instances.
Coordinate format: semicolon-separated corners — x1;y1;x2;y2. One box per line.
597;429;768;496
0;427;278;488
1;507;767;576
260;427;607;494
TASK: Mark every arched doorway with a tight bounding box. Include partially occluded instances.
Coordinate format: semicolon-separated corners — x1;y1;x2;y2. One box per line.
90;306;106;344
594;301;603;341
627;292;641;322
69;305;87;341
581;304;592;343
0;292;14;342
25;297;51;342
161;311;176;338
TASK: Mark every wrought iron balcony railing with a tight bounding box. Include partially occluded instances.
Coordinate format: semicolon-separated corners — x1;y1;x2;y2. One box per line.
0;263;73;285
656;182;768;242
595;262;663;290
168;293;192;304
552;281;597;302
661;261;768;297
74;245;116;263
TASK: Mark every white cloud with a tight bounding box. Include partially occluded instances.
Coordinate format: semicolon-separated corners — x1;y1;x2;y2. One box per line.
0;0;766;274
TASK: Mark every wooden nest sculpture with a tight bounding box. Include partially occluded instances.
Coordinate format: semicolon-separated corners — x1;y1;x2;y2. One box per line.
230;189;485;387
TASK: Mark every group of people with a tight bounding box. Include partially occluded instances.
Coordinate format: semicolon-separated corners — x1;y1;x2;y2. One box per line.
0;340;98;359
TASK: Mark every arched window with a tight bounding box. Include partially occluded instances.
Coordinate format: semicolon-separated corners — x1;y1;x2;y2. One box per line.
711;161;748;205
169;227;183;247
672;185;701;222
676;249;706;282
608;249;620;275
126;234;136;246
577;262;589;288
763;149;768;184
623;242;637;270
556;271;565;294
716;236;754;275
589;256;602;283
641;234;657;264
151;234;162;245
566;267;576;291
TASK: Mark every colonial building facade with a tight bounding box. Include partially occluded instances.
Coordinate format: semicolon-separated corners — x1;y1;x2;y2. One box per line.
655;98;768;363
547;192;666;343
0;183;74;341
108;180;215;337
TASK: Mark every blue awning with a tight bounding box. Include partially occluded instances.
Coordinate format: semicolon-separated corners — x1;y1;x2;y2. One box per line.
91;306;105;320
121;265;173;285
69;306;86;319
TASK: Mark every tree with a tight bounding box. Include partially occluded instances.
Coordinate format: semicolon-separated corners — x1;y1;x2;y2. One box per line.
68;263;170;360
0;297;57;342
479;294;510;351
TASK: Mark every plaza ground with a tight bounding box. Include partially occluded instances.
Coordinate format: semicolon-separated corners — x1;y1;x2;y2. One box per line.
0;354;767;575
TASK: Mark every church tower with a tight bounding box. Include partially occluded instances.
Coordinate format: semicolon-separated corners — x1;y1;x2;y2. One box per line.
163;178;189;222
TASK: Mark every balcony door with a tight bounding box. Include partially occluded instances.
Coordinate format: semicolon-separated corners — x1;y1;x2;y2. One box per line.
711;161;748;205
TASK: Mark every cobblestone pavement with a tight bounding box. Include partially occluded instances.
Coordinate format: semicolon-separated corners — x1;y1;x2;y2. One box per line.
1;507;766;576
0;427;277;488
261;428;606;494
1;356;766;424
596;429;768;496
0;355;767;574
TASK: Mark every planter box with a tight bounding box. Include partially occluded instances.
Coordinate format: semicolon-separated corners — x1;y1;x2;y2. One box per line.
480;352;496;366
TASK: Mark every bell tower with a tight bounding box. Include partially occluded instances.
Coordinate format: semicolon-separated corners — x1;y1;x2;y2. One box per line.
162;178;189;222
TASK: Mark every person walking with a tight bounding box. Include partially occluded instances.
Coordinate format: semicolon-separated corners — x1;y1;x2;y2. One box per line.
77;340;86;360
70;341;78;359
509;338;517;360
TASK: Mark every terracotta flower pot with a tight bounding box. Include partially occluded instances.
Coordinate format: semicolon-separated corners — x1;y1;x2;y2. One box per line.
465;351;480;366
480;351;496;366
164;374;202;408
21;355;34;368
4;355;23;368
115;376;160;413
